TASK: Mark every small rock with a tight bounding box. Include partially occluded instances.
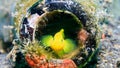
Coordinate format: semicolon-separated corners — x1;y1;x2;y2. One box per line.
117;59;120;68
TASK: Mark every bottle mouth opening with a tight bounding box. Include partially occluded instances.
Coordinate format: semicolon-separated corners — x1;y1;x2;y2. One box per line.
35;10;83;41
17;0;100;67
